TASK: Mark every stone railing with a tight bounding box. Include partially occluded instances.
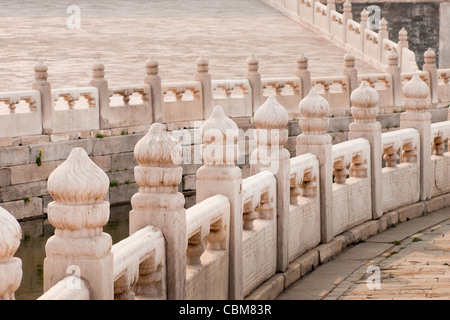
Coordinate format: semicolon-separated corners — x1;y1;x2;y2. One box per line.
0;90;42;138
431;121;450;197
185;194;230;299
0;44;449;143
381;128;420;213
241;170;277;297
112;225;166;300
50;87;99;134
261;0;418;73
4;68;450;301
288;153;321;262
331;138;371;236
38;276;90;300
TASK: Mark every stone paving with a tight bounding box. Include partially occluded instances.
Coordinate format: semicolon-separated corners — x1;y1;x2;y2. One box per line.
277;207;450;300
0;0;380;92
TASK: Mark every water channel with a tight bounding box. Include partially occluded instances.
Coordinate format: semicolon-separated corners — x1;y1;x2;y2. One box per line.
14;204;131;300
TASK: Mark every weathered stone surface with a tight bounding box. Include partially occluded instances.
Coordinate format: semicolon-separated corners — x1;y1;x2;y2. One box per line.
245;274;284;300
106;169;135;185
111;152;137;171
317;236;344;264
378;211;399;232
397;202;426;223
283;262;301;288
182;174;196;191
108;182;138;205
91;134;144;156
29;140;93;163
347;220;380;243
0;168;11;187
0;181;48;202
424;195;445;213
0;146;29;167
10;162;56;185
0;197;42;220
90;155;112;171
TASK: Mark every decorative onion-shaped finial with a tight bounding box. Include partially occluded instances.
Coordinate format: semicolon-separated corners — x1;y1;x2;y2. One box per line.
403;74;429;112
134;123;182;167
0;207;22;260
47;147;109;205
254;96;288;130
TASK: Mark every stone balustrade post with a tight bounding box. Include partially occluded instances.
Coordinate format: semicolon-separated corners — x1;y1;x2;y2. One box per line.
349;81;382;219
0;207;22;300
343;51;358;97
129;123;186;300
144;57;163;123
378;18;389;62
296;89;333;243
245;54;262;115
398;28;409;72
327;0;336;33
195;56;213;119
342;0;352;42
32;60;53;134
360;9;369;53
422;48;439;104
196;105;243;299
90;60;110;129
250;96;291;272
386;52;403;110
400;75;432;201
44;148;114;300
295;53;311;98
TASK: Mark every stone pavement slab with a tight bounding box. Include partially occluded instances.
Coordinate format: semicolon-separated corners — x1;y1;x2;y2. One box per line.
277;207;450;300
0;0;380;91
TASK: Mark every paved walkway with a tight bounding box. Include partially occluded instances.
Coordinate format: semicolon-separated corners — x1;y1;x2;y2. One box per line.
277;207;450;300
0;0;380;92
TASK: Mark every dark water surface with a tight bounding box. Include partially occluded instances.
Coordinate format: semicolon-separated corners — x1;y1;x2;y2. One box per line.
14;204;130;300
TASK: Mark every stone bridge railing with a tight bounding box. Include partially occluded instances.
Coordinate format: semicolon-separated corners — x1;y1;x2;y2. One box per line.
261;0;420;74
1;44;449;145
3;71;450;300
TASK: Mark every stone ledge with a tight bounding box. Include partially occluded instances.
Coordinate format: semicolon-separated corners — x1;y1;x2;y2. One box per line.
245;274;284;300
397;202;426;222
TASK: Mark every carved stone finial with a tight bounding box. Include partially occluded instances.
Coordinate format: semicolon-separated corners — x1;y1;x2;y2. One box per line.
379;17;388;31
254;96;288;130
399;27;408;41
47;147;109;205
424;48;436;64
145;56;159;76
201;105;239;165
388;51;399;67
297;53;308;70
45;147;113;300
34;60;48;82
403;74;430;112
92;60;105;79
196;55;209;73
134;123;182;167
298;89;330;134
246;54;259;72
0;207;22;300
360;8;369;20
343;0;351;12
350;81;379;122
344;51;355;68
0;207;21;263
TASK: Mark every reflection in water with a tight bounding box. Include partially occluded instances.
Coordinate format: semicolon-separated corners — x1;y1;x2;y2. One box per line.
14;204;130;300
